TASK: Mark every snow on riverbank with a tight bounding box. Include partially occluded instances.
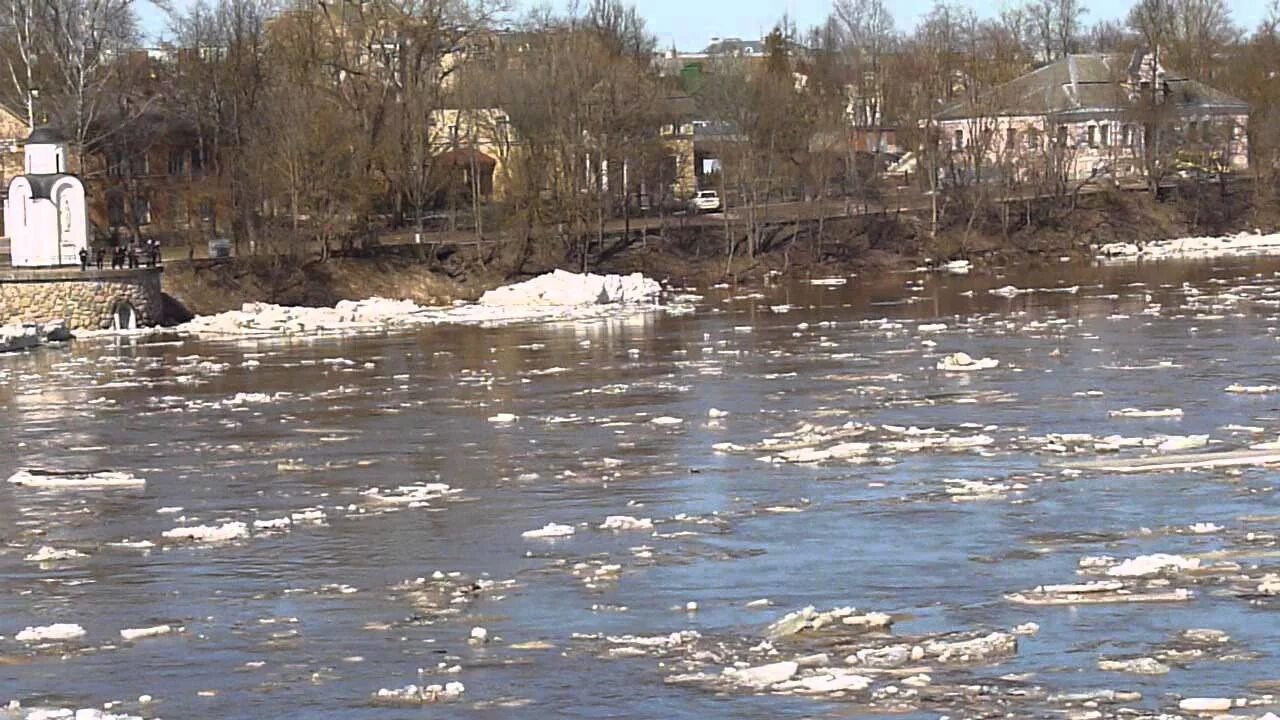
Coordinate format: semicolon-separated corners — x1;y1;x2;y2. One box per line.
1098;231;1280;261
175;270;666;338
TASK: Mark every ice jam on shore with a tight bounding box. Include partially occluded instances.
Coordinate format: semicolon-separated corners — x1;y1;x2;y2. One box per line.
1098;230;1280;260
176;270;664;338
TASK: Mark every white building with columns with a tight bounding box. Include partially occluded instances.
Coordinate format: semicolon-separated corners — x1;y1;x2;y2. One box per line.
5;126;88;267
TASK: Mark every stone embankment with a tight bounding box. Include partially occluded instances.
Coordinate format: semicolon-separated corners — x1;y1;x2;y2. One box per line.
0;267;163;330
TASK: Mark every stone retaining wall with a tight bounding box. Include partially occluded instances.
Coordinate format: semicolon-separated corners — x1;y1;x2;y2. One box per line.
0;268;163;330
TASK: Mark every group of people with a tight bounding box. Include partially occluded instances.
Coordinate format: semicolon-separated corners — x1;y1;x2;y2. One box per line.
78;238;162;271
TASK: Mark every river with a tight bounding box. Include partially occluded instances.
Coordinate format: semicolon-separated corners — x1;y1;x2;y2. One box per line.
3;257;1280;719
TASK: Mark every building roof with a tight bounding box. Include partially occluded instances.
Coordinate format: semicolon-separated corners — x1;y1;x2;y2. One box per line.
702;37;765;56
22;173;74;199
938;53;1249;121
26;126;66;144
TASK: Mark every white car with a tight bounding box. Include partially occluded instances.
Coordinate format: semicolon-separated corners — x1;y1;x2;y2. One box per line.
691;190;721;213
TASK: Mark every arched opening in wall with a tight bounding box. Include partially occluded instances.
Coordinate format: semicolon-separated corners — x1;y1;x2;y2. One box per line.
111;300;137;330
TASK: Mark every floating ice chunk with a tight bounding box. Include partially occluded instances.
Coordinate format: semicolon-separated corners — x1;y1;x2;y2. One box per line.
774;442;871;464
291;509;326;524
1156;434;1208;452
989;285;1025;298
1188;522;1222;534
1098;657;1170;674
918;323;948;333
7;469;145;489
809;277;848;286
795;672;873;693
120;625;173;641
24;546;87;563
162;522;249;543
1105;553;1200;577
362;483;457;504
936;352;999;372
924;632;1017;664
1178;698;1233;713
1108;407;1184;418
521;523;575;539
469;627;488;643
16;623;86;642
708;408;729;418
1012;622;1039;636
488;413;519;424
598;516;654;531
725;660;798;688
943;260;971;275
373;681;465;704
650;416;683;426
1226;383;1280;394
225;392;279;405
253;517;292;530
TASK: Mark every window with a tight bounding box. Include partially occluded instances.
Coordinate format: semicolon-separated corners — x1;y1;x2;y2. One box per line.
190;146;206;173
1087;126;1098;148
1057;125;1069;146
1006;127;1017;150
169;149;186;176
1026;129;1040;150
199;197;215;222
1187;120;1199;141
953;129;964;150
1099;125;1110;148
133;196;151;226
107;194;126;225
107;152;127;178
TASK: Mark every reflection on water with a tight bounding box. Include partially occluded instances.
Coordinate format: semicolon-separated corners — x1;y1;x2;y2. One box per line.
3;257;1280;718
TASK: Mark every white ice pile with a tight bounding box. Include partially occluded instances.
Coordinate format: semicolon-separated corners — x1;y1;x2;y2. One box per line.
0;321;71;353
479;270;659;306
177;270;665;338
15;624;86;643
1099;230;1280;261
7;469;145;490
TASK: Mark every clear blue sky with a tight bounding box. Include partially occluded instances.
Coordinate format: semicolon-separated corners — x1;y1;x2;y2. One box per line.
138;0;1270;51
641;0;1271;51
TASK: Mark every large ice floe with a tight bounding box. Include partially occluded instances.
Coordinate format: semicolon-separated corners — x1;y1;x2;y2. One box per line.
0;321;71;353
1098;230;1280;261
176;270;665;338
6;469;145;490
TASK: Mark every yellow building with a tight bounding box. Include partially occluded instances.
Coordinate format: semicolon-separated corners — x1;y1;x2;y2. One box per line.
428;107;517;201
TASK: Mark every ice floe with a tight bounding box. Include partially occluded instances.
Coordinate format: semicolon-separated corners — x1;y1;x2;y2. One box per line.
935;352;999;372
521;523;576;539
161;521;250;543
6;469;145;489
15;623;86;642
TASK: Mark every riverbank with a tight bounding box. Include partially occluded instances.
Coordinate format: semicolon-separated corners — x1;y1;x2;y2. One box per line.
162;185;1280;318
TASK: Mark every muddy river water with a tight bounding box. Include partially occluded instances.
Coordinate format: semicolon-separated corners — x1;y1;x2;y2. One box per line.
4;258;1280;719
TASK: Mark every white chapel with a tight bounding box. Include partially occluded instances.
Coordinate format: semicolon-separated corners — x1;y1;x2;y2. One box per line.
5;126;88;267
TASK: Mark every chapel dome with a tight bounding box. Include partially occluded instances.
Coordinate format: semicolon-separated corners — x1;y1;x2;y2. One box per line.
26;126;66;145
